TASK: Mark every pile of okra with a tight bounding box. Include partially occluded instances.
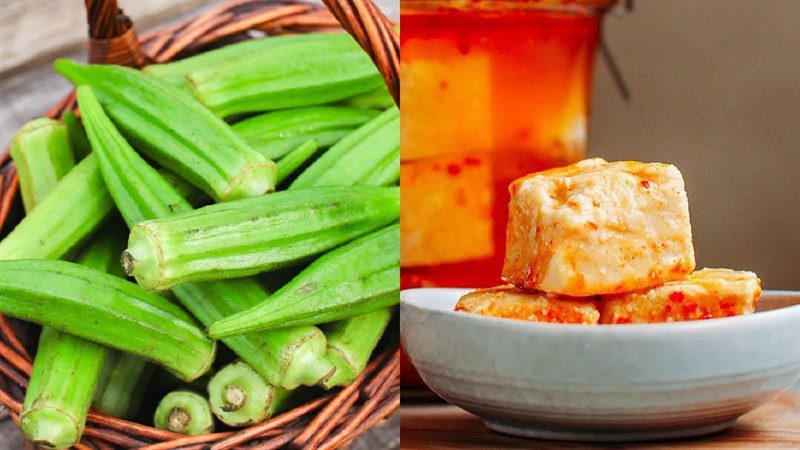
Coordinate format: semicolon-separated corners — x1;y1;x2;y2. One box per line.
0;31;399;447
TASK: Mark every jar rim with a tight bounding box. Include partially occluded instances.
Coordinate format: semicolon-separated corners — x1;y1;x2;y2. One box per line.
400;0;619;16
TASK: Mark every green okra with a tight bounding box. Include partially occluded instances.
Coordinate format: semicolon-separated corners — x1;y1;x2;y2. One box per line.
0;155;114;260
61;111;92;161
20;327;107;449
154;391;214;436
208;224;400;338
339;86;395;110
207;361;293;427
145;33;337;87
290;107;399;189
57;64;277;202
321;308;394;389
9;117;76;212
158;167;209;207
93;351;156;419
18;230;124;449
81;90;334;389
276;139;319;185
122;186;399;291
0;260;215;381
185;33;384;117
232;106;379;160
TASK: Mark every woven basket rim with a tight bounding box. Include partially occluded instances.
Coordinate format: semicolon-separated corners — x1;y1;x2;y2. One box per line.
0;1;400;448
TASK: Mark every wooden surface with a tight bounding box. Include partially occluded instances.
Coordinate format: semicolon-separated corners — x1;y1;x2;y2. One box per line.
400;391;800;449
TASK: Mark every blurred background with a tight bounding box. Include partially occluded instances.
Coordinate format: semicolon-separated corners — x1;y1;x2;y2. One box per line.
591;0;799;289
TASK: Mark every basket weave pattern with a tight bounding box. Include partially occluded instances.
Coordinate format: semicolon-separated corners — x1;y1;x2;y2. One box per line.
0;1;400;448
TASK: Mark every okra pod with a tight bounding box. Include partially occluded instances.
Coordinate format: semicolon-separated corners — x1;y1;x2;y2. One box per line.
19;231;124;449
81;91;335;389
61;111;92;161
57;63;277;202
0;155;114;260
20;328;107;449
0;260;215;381
154;391;214;436
231;106;378;159
339;86;395;110
9;118;76;212
123;186;399;290
145;33;336;87
276;139;318;185
207;361;292;427
290;107;400;189
322;308;394;388
208;224;400;338
185;33;384;117
93;351;155;419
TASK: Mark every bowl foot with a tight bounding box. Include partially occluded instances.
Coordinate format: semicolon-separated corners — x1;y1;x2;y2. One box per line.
482;418;737;442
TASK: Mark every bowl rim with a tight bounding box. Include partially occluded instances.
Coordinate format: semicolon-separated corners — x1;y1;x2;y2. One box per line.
401;288;800;335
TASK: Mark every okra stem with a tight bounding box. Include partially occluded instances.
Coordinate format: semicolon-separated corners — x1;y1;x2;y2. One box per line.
231;106;379;159
9;118;76;212
59;64;277;202
80;87;335;389
154;391;214;436
208;224;400;338
276;139;318;185
123;186;399;290
207;361;291;427
0;260;216;381
322;308;394;388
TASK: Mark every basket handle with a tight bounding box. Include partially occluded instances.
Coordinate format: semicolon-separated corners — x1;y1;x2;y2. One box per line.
83;0;399;105
321;0;399;106
84;0;145;66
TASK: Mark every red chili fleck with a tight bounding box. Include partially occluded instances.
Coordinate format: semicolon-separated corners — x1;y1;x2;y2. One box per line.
640;180;650;188
438;80;449;90
464;156;481;166
669;291;684;303
616;317;632;324
664;304;672;313
447;164;461;175
681;303;698;316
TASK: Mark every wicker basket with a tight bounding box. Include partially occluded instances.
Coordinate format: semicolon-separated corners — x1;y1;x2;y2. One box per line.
0;0;399;448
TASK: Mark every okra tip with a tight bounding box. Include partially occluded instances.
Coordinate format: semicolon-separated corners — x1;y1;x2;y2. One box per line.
280;330;336;389
320;348;357;389
20;406;82;449
123;224;165;291
220;159;278;202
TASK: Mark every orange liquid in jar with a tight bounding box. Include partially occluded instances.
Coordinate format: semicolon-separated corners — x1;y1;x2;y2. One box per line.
400;2;603;290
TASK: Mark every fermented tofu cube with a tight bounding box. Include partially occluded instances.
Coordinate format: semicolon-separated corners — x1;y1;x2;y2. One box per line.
455;285;600;325
502;158;695;296
599;268;762;324
401;154;494;266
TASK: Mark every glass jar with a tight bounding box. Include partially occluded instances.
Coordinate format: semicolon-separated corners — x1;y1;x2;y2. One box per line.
400;0;617;289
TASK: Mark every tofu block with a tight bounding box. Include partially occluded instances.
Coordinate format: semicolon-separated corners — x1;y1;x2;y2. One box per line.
599;268;762;324
502;158;695;296
455;285;600;325
401;154;494;266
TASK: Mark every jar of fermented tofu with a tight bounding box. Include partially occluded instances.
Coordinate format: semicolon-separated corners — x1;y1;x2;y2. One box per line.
400;0;620;386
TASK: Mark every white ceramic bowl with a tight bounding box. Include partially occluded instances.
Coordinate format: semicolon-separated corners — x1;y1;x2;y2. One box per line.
401;288;800;442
